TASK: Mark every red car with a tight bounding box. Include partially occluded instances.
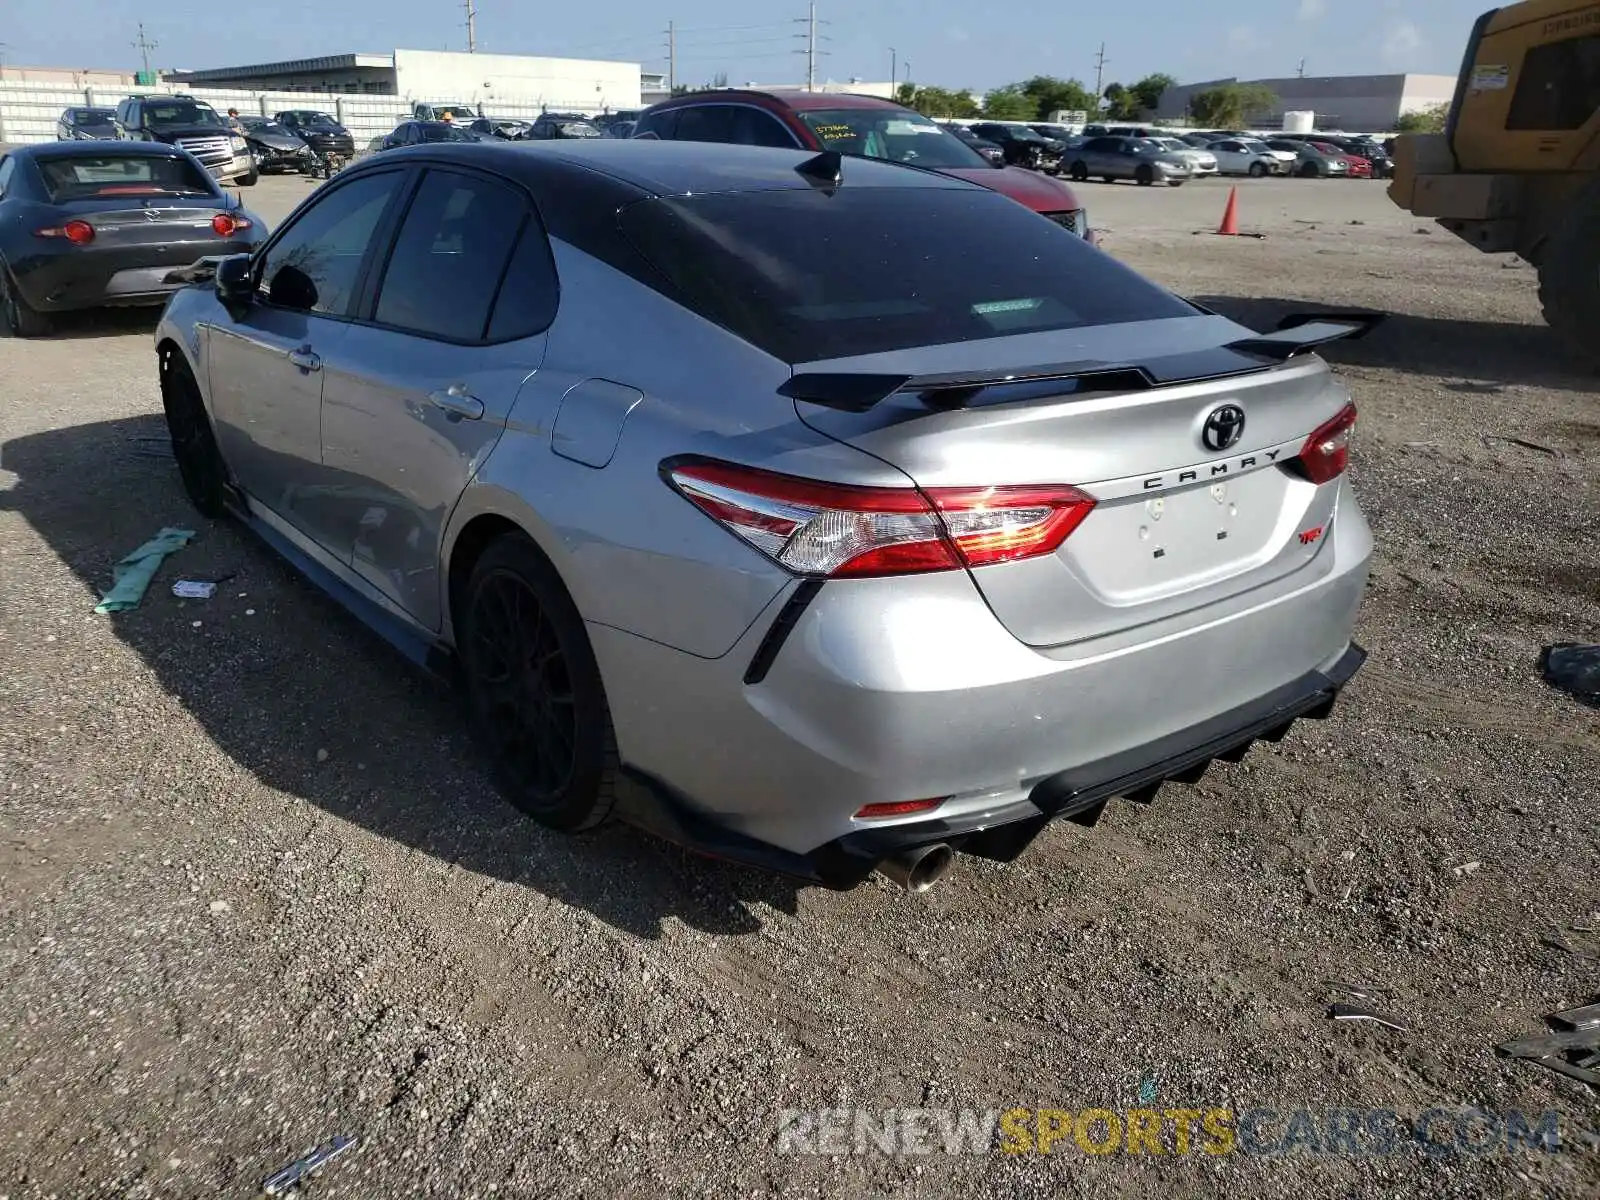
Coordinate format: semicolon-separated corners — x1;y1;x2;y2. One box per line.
1310;141;1373;179
633;90;1098;244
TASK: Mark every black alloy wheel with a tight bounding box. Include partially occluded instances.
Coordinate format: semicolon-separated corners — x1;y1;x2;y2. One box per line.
461;535;619;832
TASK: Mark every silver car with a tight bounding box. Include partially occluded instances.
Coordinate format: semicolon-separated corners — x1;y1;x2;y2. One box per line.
1066;136;1193;186
154;139;1372;893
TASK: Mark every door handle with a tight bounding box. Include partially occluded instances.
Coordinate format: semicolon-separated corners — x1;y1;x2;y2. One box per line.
427;386;485;421
287;347;321;371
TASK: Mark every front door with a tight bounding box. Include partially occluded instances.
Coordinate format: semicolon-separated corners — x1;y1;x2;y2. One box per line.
318;166;556;632
207;168;409;549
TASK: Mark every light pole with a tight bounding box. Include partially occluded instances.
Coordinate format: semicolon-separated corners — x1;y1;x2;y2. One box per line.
890;47;896;93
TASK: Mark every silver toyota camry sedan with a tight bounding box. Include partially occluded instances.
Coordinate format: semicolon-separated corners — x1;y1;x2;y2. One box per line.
154;139;1374;893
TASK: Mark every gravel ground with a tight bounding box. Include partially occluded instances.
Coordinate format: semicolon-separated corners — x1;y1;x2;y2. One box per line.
1;173;1597;1199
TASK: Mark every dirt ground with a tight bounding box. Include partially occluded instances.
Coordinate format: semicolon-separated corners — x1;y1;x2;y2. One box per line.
1;172;1596;1199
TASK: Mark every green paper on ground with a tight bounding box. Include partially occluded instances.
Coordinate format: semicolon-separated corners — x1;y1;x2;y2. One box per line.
94;527;196;614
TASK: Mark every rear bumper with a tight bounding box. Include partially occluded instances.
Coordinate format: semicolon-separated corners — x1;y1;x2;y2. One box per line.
14;237;260;311
618;643;1366;889
593;482;1372;886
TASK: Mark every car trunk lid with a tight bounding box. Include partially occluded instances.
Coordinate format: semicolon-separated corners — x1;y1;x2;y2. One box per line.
790;316;1367;649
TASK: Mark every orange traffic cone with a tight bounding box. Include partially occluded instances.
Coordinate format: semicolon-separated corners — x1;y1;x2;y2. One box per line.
1216;186;1240;236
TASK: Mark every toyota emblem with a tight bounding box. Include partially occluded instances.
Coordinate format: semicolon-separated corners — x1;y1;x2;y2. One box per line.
1201;404;1246;452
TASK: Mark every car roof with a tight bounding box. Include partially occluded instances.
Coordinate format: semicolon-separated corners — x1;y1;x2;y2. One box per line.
652;88;909;115
356;138;976;198
11;139;188;161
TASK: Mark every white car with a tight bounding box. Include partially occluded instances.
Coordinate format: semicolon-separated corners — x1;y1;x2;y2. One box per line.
1150;137;1219;176
1205;137;1297;177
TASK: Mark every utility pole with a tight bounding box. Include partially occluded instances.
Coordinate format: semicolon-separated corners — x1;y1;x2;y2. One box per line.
1297;58;1306;77
806;2;817;92
465;0;477;52
665;20;676;93
890;47;896;92
132;23;159;76
1093;42;1109;99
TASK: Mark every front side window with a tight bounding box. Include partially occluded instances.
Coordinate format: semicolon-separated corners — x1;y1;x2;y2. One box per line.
619;187;1196;362
372;169;529;341
797;108;989;168
258;170;401;316
1506;33;1600;130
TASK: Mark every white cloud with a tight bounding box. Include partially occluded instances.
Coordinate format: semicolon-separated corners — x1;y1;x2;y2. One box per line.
1381;19;1424;64
1228;25;1269;53
1298;0;1325;19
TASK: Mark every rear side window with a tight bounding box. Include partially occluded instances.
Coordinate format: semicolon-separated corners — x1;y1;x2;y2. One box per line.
485;222;560;341
673;106;736;143
35;154;215;201
618;187;1196;362
634;108;679;139
1506;33;1600;130
373;169;529;342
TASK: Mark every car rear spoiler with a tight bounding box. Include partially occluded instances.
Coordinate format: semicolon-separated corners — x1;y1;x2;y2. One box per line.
781;311;1387;413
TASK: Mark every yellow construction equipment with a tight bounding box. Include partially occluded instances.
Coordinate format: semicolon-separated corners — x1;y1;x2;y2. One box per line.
1388;0;1600;365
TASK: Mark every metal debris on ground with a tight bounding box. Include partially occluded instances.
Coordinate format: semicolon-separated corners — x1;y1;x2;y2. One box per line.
173;580;217;600
1550;1002;1600;1031
1539;643;1600;709
262;1134;358;1195
1328;1002;1408;1033
1497;1000;1600;1090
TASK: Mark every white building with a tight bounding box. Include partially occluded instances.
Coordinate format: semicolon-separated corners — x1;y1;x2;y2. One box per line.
741;80;898;99
167;48;642;114
1154;73;1456;131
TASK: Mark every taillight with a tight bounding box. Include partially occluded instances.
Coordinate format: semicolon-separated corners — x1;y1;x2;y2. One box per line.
36;219;96;244
663;459;1096;579
854;799;946;819
211;212;251;236
1297;402;1357;485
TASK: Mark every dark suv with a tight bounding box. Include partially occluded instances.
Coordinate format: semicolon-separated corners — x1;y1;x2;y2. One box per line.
968;123;1065;172
634;90;1095;242
526;113;605;140
113;94;256;186
274;111;357;161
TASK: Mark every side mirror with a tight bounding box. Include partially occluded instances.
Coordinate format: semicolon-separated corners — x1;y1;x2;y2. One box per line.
267;264;318;311
215;253;254;307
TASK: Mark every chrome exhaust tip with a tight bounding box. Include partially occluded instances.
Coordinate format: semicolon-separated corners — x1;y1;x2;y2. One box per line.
876;844;955;894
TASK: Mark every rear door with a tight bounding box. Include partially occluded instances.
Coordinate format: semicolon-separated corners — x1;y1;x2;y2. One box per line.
206;167;409;549
317;165;552;632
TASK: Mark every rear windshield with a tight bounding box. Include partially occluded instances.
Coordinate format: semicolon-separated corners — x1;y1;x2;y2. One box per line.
618;187;1195;362
72;109;117;126
36;154;216;201
553;121;602;137
798;108;989;169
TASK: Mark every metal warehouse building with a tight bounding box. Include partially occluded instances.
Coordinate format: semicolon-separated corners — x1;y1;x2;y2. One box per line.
1155;73;1456;131
165;48;642;114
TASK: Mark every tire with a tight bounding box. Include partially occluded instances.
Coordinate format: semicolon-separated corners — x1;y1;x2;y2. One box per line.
1069;161;1089;182
1299;161;1321;178
1248;161;1267;178
1135;164;1154;186
1537;182;1600;369
459;534;620;833
1102;175;1116;184
0;262;54;338
1167;179;1185;187
160;347;229;518
237;168;259;187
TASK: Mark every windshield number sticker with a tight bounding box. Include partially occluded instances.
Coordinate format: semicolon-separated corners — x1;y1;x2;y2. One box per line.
813;124;855;142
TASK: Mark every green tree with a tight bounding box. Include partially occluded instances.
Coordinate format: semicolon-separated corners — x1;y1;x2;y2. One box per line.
1102;82;1136;120
982;83;1035;120
1017;75;1099;120
1393;102;1448;133
1188;83;1277;128
900;84;980;117
1129;72;1177;116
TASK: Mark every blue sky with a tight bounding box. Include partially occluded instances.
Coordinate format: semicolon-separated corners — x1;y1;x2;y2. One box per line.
5;1;1483;91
